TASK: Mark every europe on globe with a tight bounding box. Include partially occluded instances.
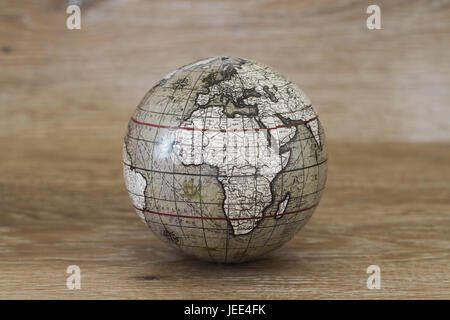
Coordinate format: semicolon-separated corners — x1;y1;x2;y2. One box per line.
123;56;327;263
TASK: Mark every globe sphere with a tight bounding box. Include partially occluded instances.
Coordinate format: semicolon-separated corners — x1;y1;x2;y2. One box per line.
123;56;327;263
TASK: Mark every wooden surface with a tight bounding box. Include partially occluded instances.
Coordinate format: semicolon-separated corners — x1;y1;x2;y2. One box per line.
0;0;449;299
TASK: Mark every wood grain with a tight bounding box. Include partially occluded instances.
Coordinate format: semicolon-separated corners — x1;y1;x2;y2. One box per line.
0;0;449;299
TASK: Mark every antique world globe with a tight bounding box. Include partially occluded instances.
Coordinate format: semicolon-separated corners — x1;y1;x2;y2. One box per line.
123;56;327;263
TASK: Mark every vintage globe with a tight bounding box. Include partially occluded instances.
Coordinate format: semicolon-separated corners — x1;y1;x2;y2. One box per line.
123;56;327;263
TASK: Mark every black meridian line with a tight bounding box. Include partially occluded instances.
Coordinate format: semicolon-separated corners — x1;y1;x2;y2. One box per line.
222;72;230;263
147;83;184;248
235;103;259;262
259;108;291;249
261;112;308;247
217;57;231;263
171;69;207;247
260;133;287;247
198;85;216;263
296;126;324;234
294;133;316;235
293;127;308;232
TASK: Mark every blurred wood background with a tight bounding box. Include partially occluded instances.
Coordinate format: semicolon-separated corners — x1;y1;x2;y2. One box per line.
0;0;449;299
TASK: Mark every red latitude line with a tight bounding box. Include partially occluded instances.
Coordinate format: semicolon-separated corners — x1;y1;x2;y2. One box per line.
130;116;318;132
133;203;318;220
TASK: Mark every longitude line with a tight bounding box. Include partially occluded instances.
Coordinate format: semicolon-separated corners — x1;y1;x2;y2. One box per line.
171;69;207;244
199;85;216;262
234;68;259;263
149;80;183;249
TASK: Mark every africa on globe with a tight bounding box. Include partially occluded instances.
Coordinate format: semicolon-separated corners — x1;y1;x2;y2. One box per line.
123;56;327;263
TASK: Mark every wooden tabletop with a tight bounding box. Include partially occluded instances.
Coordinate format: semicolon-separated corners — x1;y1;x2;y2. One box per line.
0;0;449;299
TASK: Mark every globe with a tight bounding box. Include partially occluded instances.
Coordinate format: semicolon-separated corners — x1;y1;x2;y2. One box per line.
123;56;327;263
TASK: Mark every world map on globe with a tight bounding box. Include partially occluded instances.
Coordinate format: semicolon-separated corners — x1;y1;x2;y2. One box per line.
123;56;327;263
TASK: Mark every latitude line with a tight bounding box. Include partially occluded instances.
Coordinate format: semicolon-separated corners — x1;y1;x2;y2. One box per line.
130;115;319;132
125;131;324;149
143;216;308;231
123;158;328;178
132;202;318;221
126;186;326;205
136;98;313;118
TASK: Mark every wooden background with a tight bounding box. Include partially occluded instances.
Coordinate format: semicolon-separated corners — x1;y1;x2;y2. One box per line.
0;0;449;299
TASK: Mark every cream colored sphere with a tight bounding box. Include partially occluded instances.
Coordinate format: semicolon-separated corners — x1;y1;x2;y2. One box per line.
123;56;327;263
